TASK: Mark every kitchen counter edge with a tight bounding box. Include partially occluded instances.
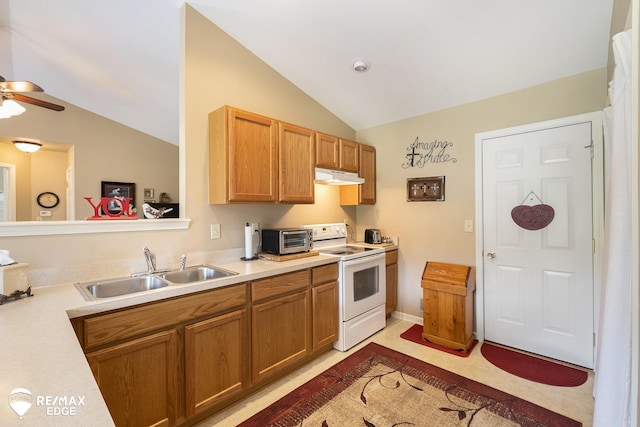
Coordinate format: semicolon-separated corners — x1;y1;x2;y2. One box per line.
0;254;340;426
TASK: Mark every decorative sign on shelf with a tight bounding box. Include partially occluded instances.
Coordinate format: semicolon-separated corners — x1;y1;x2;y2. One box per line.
510;191;554;230
407;176;445;202
402;137;458;168
84;197;138;220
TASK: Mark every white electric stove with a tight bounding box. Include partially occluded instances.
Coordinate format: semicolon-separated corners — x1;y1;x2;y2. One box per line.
302;223;386;351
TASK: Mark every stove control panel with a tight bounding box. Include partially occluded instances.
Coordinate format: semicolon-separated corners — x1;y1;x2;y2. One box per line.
301;223;346;242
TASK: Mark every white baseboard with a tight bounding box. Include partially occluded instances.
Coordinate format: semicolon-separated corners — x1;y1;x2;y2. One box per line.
390;311;423;325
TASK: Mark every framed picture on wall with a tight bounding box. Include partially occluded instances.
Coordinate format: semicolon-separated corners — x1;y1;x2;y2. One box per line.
101;181;136;215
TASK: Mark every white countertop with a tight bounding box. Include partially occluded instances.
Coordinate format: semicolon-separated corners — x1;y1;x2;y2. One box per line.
0;252;340;426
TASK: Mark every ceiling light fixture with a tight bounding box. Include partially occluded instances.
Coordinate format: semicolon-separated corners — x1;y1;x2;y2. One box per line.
353;60;368;72
0;98;26;119
13;140;42;153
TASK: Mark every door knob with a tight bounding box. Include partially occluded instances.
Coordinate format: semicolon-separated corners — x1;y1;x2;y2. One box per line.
487;251;496;259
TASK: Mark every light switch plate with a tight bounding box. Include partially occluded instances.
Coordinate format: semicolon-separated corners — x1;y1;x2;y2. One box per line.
464;220;473;233
210;223;221;239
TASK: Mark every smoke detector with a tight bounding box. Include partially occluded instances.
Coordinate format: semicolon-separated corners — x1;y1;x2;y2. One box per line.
353;60;368;72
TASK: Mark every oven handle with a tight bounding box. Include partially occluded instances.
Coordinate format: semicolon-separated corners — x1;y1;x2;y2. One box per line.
341;252;385;266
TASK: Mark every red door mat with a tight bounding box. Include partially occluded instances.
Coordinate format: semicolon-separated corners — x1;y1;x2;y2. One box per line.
400;323;477;357
481;342;589;387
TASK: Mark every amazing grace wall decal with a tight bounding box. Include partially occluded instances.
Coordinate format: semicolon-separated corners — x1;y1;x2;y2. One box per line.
402;137;458;168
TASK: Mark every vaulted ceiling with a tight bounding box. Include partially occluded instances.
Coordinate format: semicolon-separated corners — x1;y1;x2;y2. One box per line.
1;0;614;145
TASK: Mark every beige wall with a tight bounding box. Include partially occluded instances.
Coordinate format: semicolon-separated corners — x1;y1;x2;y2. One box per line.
0;142;30;220
0;95;178;220
356;68;607;319
0;5;357;270
0;4;610;303
0;144;69;221
31;149;68;221
181;5;358;253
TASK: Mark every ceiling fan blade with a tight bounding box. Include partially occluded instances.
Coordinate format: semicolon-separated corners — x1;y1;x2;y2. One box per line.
0;80;44;92
11;93;65;111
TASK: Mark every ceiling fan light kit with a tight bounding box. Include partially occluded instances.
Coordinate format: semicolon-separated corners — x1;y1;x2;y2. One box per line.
13;140;42;153
0;99;26;118
0;76;65;118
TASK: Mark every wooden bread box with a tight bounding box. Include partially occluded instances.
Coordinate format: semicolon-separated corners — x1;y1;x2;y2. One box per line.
421;261;475;352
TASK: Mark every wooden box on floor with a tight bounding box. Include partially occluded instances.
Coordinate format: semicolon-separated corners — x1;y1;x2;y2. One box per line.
421;262;475;352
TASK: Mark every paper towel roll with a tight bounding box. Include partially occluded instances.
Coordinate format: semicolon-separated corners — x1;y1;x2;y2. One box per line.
244;223;253;259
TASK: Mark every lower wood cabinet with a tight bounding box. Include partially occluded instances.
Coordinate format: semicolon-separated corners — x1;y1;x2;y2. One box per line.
252;289;311;383
311;263;339;350
86;329;181;427
185;308;249;418
72;263;338;426
386;250;398;317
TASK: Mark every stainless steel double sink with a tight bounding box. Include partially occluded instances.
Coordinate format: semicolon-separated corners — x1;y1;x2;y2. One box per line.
74;265;238;301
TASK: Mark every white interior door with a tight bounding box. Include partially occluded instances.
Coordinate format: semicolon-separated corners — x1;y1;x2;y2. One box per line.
0;164;16;222
480;117;598;369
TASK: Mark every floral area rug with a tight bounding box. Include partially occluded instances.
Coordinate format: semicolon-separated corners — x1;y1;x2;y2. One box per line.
237;342;581;426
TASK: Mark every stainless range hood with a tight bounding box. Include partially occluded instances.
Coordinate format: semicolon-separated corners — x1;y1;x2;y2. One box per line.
314;168;364;185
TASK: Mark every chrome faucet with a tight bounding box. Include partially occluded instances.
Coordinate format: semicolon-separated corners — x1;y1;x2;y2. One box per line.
131;247;172;277
179;254;187;271
143;246;157;273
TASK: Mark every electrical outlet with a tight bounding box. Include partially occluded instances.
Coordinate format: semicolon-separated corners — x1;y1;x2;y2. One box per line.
251;222;259;234
210;223;221;239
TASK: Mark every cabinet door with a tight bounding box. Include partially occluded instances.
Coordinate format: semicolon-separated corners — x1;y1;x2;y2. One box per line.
87;330;180;427
358;144;376;204
386;250;398;316
312;281;338;350
279;123;315;203
252;290;311;383
315;132;339;169
340;143;376;205
386;264;398;317
339;139;359;172
185;309;249;417
228;108;278;202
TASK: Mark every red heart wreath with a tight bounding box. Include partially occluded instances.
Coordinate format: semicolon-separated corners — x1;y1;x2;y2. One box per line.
511;204;555;230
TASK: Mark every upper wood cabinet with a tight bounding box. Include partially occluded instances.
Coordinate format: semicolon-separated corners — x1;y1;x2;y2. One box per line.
339;138;359;173
209;106;279;203
315;133;359;173
279;122;315;203
340;143;376;205
208;106;376;205
315;132;340;170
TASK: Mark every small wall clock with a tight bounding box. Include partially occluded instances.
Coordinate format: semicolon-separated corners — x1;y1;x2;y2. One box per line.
36;191;60;209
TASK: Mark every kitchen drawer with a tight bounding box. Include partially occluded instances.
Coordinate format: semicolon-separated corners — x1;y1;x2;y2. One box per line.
81;283;248;350
251;270;310;302
311;263;338;286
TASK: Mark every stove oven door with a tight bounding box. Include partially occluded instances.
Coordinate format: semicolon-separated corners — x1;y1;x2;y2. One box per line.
340;253;386;321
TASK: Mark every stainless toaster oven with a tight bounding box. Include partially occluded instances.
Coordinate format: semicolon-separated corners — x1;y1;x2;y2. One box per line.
261;228;313;255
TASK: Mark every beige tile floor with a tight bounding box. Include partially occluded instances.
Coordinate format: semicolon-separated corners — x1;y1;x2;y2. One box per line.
196;318;594;427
